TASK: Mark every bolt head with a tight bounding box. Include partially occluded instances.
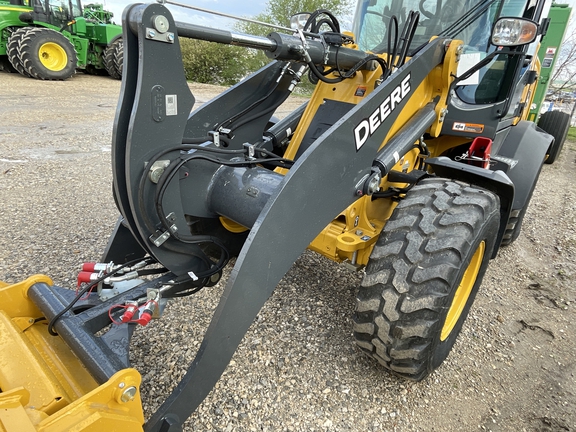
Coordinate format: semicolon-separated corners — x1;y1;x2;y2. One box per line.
121;386;137;403
149;167;164;184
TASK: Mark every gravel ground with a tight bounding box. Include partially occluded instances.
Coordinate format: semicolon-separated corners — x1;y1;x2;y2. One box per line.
1;72;575;432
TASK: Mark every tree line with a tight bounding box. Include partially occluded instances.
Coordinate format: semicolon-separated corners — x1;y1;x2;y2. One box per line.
179;0;348;87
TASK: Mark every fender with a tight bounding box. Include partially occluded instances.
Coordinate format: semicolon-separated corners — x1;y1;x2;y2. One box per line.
491;120;551;212
425;157;514;258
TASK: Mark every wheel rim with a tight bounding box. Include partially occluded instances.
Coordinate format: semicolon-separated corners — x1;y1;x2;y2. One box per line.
38;42;67;71
440;241;485;341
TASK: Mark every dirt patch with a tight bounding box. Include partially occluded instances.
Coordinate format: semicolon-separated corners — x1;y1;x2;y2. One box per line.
0;71;575;431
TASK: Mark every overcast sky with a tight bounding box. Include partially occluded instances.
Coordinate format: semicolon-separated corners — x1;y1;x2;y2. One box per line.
102;0;576;32
103;0;269;29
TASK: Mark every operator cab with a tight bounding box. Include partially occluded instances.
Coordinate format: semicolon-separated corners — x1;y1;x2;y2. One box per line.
29;0;83;26
353;0;550;139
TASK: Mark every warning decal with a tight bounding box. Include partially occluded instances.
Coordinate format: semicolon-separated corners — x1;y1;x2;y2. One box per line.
452;122;484;134
542;47;557;68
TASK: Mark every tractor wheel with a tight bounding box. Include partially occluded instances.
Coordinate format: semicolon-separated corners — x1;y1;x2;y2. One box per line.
114;38;123;77
353;178;499;381
104;38;122;79
20;28;77;80
539;110;571;164
7;27;33;78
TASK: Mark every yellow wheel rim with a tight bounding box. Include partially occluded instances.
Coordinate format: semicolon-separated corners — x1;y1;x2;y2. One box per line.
38;42;67;71
440;241;485;341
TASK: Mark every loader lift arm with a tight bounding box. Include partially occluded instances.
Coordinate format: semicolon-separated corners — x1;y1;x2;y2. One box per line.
104;3;459;430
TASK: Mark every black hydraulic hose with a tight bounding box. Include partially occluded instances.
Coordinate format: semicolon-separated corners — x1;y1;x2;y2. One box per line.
386;15;400;78
137;267;168;276
216;65;287;131
137;143;245;232
308;51;389;84
228;92;291;131
304;10;340;33
395;11;419;69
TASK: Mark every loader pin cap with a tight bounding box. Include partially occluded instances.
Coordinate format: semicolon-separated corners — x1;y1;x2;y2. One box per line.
153;15;170;33
121;386;138;402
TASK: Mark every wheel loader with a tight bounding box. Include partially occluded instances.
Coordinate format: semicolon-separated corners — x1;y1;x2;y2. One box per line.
0;0;556;430
0;0;123;79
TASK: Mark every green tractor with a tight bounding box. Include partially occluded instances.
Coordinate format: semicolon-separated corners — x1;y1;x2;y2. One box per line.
529;2;573;164
0;0;123;80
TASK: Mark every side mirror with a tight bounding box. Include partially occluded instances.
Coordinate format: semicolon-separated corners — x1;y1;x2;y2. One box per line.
491;17;538;47
290;13;311;30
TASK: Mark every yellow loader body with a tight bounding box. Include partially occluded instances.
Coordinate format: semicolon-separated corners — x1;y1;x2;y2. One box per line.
0;276;144;432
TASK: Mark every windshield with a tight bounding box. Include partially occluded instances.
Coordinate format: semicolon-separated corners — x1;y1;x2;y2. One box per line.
353;0;528;55
353;0;536;105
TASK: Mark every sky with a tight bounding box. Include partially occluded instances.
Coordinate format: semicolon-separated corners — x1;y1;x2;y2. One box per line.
102;0;269;29
100;0;576;32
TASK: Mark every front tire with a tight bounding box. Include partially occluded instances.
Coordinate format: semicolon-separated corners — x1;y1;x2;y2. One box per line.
20;28;77;80
353;178;500;381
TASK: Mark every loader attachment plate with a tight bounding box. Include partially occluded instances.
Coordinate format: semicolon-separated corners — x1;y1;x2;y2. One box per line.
0;276;145;432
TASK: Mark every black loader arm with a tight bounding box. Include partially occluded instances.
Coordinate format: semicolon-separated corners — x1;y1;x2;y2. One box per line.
110;4;455;430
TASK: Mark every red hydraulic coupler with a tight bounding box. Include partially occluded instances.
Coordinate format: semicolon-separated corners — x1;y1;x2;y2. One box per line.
82;262;115;273
121;301;139;323
133;302;156;326
133;289;161;326
77;271;102;287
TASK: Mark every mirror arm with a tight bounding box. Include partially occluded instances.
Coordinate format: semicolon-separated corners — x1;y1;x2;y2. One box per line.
452;48;516;85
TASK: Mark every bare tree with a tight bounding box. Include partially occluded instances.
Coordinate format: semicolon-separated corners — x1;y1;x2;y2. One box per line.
548;31;576;97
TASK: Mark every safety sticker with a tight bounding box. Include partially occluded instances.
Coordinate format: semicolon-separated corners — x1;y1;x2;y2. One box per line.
452;122;484;134
542;47;556;68
166;94;178;116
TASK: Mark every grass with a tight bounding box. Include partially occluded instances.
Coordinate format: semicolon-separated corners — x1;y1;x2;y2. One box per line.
568;127;576;141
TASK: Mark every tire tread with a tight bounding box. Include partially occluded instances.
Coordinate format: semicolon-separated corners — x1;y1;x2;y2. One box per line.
353;178;499;381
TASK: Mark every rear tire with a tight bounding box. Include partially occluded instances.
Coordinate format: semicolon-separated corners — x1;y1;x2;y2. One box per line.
539;111;570;164
20;28;77;80
114;38;123;77
7;27;33;78
353;178;500;381
104;38;122;79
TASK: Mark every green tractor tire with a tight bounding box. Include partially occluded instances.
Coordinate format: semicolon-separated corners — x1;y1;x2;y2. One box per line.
20;28;77;80
114;39;123;77
353;178;499;381
104;38;123;79
7;27;33;78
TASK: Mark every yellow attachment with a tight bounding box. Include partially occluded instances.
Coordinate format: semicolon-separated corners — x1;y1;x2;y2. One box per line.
219;216;248;233
38;42;67;72
0;276;144;432
440;241;485;341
